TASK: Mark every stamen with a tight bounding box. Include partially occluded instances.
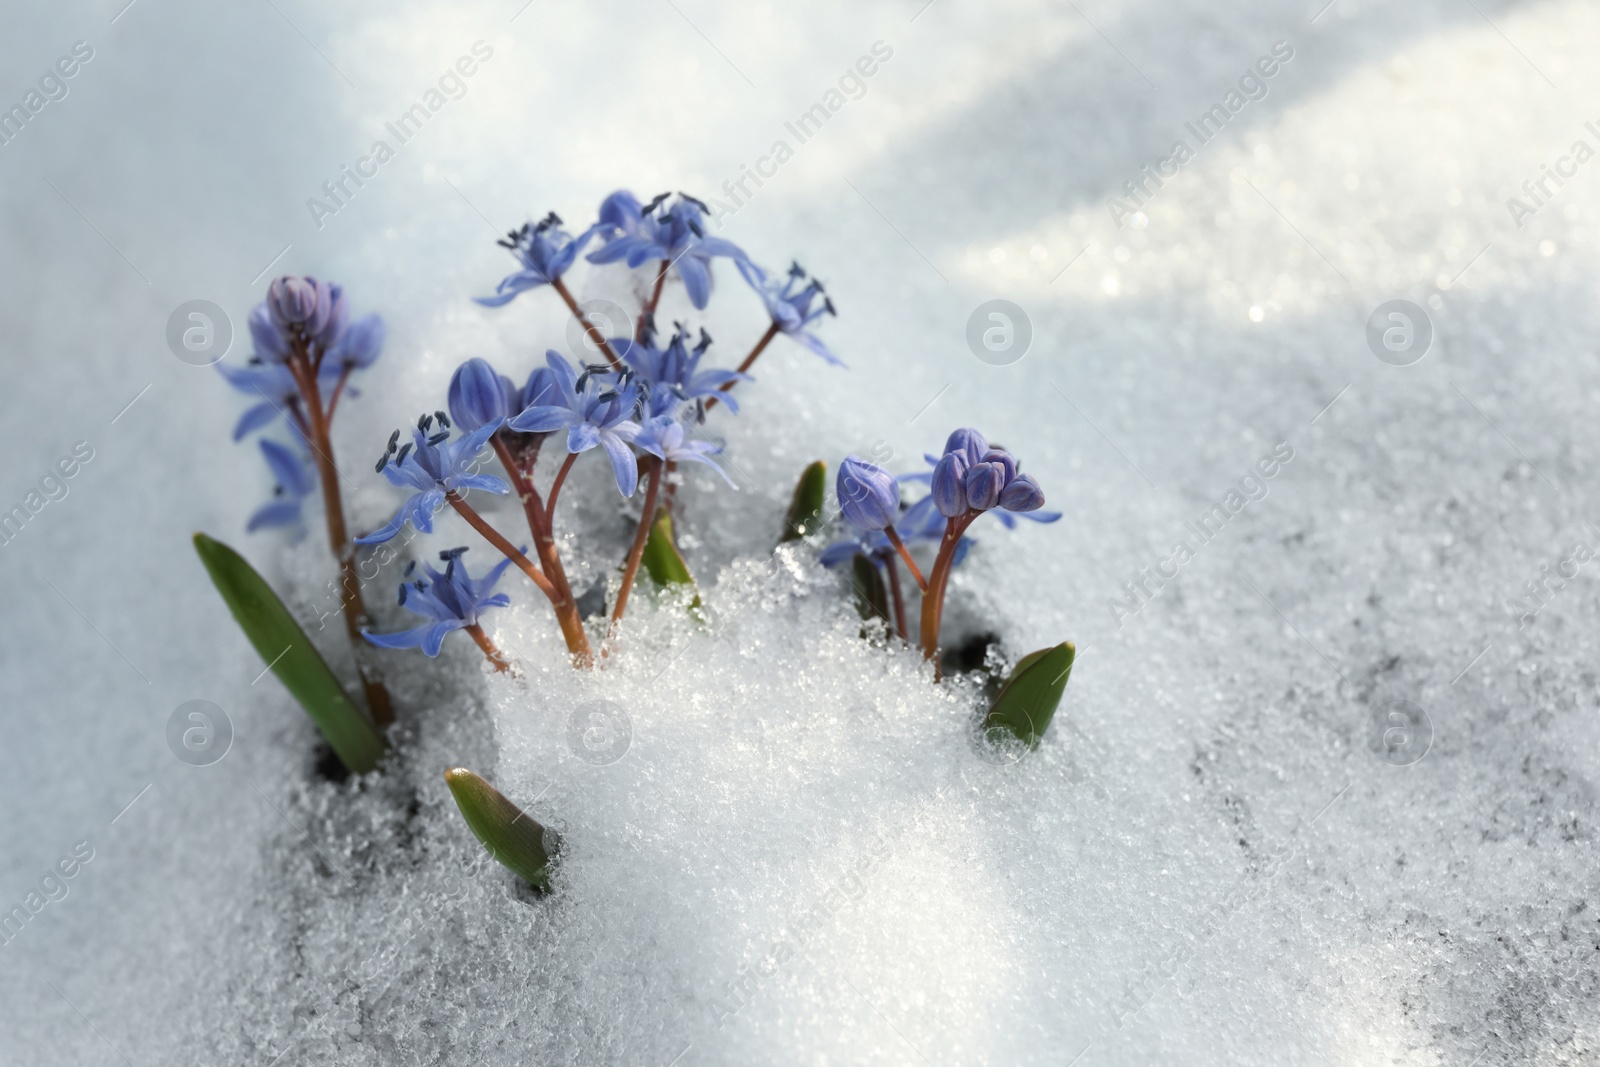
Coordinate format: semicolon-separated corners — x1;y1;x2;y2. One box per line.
375;454;390;473
386;429;400;452
395;442;412;465
435;410;451;428
427;431;450;446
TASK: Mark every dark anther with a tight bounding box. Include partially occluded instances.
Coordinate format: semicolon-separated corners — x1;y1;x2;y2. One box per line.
387;429;401;452
398;584;408;605
375;454;390;473
417;413;432;432
427;431;449;446
435;410;451;428
439;546;468;560
404;560;417;576
395;442;413;465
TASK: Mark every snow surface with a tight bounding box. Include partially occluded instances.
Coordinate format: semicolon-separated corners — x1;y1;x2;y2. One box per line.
2;0;1598;1064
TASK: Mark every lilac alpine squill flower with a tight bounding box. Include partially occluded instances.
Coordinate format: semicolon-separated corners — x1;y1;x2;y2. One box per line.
447;357;516;433
247;303;290;364
475;213;597;308
612;326;746;411
586;192;745;309
363;547;516;657
247;438;315;538
634;415;737;488
355;418;510;544
836;456;900;532
819;495;972;570
216;358;342;441
735;259;843;366
914;428;1060;528
507;351;643;496
266;276;346;350
917;427;1053;668
326;313;384;371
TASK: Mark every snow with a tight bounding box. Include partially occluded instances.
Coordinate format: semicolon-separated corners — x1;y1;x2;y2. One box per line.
2;0;1598;1064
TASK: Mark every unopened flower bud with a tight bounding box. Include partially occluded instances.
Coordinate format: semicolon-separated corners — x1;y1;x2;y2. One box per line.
932;452;969;517
944;427;988;467
447;357;513;433
999;472;1045;512
267;275;319;328
837;456;899;531
965;461;1006;511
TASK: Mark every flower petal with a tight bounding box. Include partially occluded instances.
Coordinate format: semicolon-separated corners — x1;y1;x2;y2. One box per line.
363;624;434;650
232;402;279;441
677;256;711;309
599;431;638;497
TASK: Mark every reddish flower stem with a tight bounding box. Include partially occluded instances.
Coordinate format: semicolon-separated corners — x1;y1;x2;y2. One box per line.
704;322;778;412
550;276;622;369
883;554;909;642
286;344;393;726
464;623;510;671
883;527;928;591
324;364;353;421
608;456;663;632
545;451;578;517
918;513;975;680
445;490;592;666
640;260;668;339
491;436;587;656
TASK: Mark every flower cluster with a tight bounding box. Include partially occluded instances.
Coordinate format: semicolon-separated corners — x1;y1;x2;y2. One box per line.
216;188;1060;687
214;273;393;722
825;429;1059;665
341;188;841;666
219;277;386;536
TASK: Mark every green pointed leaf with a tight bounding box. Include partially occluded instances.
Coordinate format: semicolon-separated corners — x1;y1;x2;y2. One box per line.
780;460;827;543
851;552;890;624
193;533;386;774
641;510;693;586
445;767;559;890
983;641;1075;748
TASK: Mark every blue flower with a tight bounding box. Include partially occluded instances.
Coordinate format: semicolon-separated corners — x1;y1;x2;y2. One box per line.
634;415;736;488
247;438;315;538
476;213;597;307
586;191;745;309
327;313;384;370
908;438;1056;531
355;418;510;544
735;259;843;366
507;351;643;496
837;456;899;532
247;303;290;364
819;497;972;570
918;428;1058;525
611;326;746;411
364;547;516;657
448;357;516;433
266;276;346;350
216;359;342;441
